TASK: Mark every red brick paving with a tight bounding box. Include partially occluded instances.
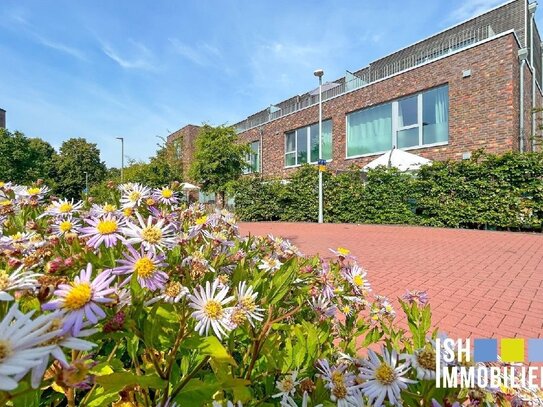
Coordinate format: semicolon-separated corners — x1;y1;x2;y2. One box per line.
239;222;543;339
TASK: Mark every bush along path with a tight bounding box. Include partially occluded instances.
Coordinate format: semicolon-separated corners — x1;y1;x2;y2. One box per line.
231;151;543;232
0;181;541;406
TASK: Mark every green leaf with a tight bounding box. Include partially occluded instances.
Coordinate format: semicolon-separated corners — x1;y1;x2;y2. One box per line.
174;378;219;406
94;372;165;390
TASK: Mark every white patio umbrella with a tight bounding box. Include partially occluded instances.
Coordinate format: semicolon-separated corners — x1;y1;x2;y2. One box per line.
362;148;431;172
180;182;200;203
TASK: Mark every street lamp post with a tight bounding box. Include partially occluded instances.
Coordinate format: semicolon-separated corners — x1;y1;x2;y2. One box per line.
116;137;124;183
84;171;89;197
314;69;324;224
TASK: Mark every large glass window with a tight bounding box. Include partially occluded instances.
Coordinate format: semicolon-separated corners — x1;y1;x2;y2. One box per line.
346;104;392;156
346;85;448;157
423;86;449;145
285;120;332;167
243;140;260;174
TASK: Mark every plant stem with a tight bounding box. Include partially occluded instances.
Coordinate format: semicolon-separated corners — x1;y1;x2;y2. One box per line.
165;356;210;405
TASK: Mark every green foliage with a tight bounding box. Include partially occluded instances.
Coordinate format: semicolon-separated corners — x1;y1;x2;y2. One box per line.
229;176;285;221
189;125;250;204
0;129;57;185
123;146;183;187
233;152;543;231
55;138;107;199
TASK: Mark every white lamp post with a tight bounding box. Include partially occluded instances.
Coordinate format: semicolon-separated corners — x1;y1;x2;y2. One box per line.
314;68;324;223
116;137;124;182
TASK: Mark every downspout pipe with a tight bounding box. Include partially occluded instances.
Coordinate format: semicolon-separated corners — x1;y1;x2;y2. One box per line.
519;48;529;152
529;2;537;151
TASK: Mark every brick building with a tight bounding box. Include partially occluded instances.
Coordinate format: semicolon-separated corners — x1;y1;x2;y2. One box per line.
168;0;543;180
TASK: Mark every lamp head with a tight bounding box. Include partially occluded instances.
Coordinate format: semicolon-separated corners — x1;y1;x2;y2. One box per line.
313;69;324;78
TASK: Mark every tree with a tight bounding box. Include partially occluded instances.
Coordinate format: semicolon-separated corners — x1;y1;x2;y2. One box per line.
0;128;57;184
189;125;250;207
55;138;107;199
122;146;182;187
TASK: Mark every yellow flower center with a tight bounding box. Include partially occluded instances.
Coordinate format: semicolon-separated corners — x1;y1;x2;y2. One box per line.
195;216;207;225
332;382;348;399
64;283;92;310
128;191;141;202
385;304;393;313
59;202;73;213
280;377;295;392
10;232;23;241
0;270;9;290
0;199;12;206
375;363;396;385
331;371;344;387
203;299;223;319
0;340;12;362
59;221;73;233
337;247;350;256
161;188;173;198
134;257;156;278
230;308;247;325
96;219;118;235
342;305;351;314
103;203;116;213
417;348;437;370
123;208;133;217
146;198;156;206
0;182;4;188
141;226;162;244
240;297;256;312
165;281;182;297
353;275;365;287
27;187;41;195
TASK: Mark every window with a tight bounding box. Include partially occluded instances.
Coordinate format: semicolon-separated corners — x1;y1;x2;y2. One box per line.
346;85;448;157
284;120;332;167
244;140;260;174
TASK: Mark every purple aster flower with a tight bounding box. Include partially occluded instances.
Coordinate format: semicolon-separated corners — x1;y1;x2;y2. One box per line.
402;290;429;306
152;187;179;205
80;215;125;248
112;245;168;291
43;264;115;335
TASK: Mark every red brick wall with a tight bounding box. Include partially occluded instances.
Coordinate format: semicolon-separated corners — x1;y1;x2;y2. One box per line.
238;34;525;179
166;125;201;181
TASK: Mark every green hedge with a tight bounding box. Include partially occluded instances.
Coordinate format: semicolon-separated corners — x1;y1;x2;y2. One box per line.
231;152;543;231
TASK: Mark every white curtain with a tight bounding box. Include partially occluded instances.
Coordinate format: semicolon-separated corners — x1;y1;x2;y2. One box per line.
347;104;392;156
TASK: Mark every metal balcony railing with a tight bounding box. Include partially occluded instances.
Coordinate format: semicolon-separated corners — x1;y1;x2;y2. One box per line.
234;24;493;133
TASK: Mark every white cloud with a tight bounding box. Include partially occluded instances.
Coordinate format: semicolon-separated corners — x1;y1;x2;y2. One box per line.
448;0;505;22
34;35;87;61
169;39;223;66
102;41;158;71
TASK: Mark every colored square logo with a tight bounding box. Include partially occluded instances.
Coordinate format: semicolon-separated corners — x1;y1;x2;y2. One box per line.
474;338;498;362
501;338;524;362
528;339;543;362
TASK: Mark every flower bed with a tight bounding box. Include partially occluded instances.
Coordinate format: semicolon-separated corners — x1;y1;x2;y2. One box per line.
0;182;540;406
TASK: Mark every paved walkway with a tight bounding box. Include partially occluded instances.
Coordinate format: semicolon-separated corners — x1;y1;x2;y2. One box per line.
239;222;543;339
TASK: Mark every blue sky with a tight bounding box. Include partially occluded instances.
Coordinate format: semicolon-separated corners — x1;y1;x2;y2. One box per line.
0;0;539;167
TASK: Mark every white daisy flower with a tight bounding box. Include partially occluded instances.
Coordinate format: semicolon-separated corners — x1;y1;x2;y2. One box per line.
122;213;176;253
44;198;83;217
152;187;179;205
258;257;282;273
230;281;264;327
14;185;50;201
273;371;300;399
187;279;234;340
316;359;357;406
51;216;81;237
342;264;371;294
144;281;189;306
90;202;119;218
359;347;416;407
406;345;437;380
13;311;97;388
119;183;151;208
345;388;367;406
0;303;61;390
212;401;243;407
0;266;42;301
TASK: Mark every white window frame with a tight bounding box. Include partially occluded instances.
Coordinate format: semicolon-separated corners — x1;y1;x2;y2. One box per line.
285;120;332;168
346;85;449;159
